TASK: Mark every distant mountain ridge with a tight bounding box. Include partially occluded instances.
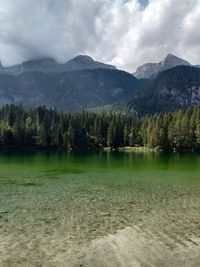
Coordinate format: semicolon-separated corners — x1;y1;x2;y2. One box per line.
0;69;139;111
133;54;191;79
0;55;116;75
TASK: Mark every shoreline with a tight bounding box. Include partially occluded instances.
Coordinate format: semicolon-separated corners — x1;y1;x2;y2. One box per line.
0;145;199;154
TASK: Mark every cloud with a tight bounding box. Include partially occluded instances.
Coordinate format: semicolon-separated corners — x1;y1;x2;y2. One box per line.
111;0;200;71
0;0;199;71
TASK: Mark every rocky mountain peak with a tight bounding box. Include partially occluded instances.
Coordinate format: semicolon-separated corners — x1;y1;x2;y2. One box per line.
160;54;190;68
71;55;94;62
133;54;191;79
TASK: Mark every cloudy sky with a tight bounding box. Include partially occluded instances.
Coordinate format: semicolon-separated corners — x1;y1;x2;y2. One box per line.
0;0;199;72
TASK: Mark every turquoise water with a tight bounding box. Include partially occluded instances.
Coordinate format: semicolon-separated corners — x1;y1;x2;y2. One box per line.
0;151;200;266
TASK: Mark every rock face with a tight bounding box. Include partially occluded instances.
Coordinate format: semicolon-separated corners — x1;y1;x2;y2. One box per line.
0;55;116;75
129;65;200;115
133;54;191;79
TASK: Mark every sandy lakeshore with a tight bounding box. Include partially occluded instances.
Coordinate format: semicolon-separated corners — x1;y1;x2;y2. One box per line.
81;226;200;267
1;221;200;267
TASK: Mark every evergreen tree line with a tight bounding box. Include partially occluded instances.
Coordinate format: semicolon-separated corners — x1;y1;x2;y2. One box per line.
0;104;199;151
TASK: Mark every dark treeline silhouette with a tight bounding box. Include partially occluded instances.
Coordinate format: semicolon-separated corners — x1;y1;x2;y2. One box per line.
0;104;199;151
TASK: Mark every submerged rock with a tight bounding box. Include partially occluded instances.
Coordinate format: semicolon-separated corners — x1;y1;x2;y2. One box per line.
0;210;8;214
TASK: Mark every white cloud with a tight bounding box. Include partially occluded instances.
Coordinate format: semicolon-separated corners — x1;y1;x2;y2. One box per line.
0;0;199;71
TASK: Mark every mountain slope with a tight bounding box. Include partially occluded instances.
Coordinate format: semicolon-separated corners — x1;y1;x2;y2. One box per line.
0;55;116;75
129;65;200;115
0;69;139;112
133;54;191;79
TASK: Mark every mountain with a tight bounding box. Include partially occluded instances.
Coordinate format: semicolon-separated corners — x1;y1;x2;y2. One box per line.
0;54;199;115
133;54;191;79
128;65;200;115
0;69;139;112
0;55;116;75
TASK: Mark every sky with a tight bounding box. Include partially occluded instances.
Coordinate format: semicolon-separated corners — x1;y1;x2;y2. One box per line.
0;0;199;72
139;0;149;6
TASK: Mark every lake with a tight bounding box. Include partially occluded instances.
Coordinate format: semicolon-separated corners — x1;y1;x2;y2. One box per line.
0;150;200;266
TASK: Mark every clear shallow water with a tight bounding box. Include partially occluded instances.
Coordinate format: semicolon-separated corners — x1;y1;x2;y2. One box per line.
0;150;200;266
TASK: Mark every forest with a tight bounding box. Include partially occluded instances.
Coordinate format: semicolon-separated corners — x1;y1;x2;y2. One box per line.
0;104;199;151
